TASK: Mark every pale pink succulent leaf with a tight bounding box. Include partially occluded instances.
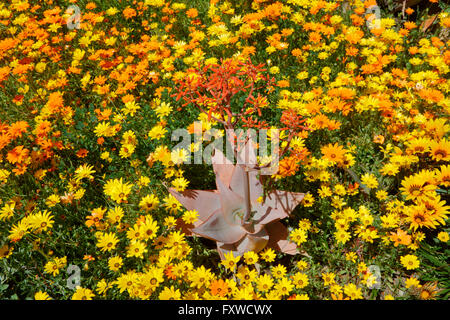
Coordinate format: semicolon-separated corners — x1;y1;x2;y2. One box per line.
252;190;304;225
168;188;221;222
269;190;305;211
276;239;298;255
251;201;285;226
266;221;298;255
191;209;247;244
216;242;237;260
242;219;265;234
229;164;263;202
211;148;235;187
216;227;269;259
234;227;269;256
236;137;257;167
215;175;246;226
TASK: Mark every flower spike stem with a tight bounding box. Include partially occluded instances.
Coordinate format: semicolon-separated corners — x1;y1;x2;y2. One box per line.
243;165;252;223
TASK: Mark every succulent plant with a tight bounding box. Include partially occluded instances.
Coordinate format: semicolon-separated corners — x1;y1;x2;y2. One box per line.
167;140;305;259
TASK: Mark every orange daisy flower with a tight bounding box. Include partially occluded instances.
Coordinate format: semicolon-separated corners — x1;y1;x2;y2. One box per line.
123;7;136;19
210;279;228;297
7;146;29;164
321;143;346;164
76;149;89;158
